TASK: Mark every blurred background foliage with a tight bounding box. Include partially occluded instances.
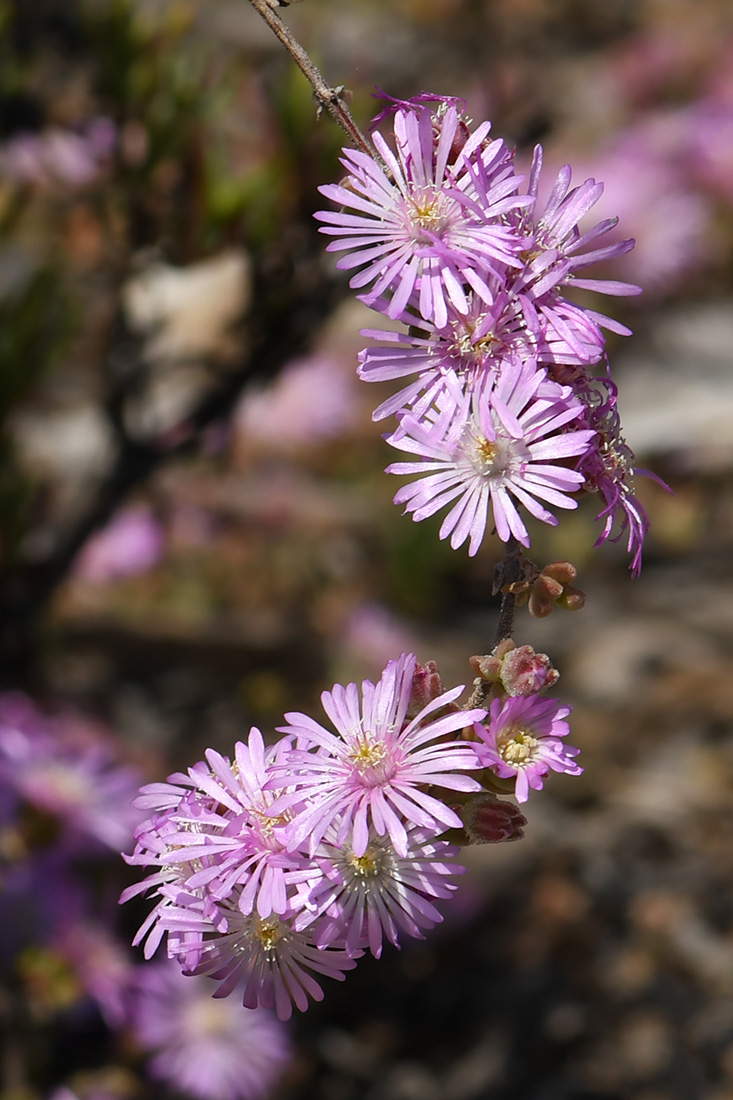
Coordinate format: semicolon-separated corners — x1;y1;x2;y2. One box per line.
1;1;733;1099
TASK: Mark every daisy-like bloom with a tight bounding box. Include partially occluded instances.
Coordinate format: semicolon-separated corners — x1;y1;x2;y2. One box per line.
359;284;608;425
121;802;211;966
472;694;581;802
358;287;537;421
121;729;314;975
316;100;528;328
161;888;358;1021
272;652;484;860
293;821;464;958
519;145;642;317
130;959;291;1100
53;921;133;1027
155;730;311;919
386;357;596;554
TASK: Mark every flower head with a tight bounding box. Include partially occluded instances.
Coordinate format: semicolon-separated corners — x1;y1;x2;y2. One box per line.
386;358;596;553
273;652;485;859
472;694;581;802
316;100;527;327
0;694;143;854
130;959;291;1100
293;822;464;958
168;892;359;1021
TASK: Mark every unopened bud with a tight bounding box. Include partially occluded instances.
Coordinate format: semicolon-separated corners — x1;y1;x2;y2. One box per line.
528;560;585;618
500;644;559;696
408;659;446;718
528;593;556;618
469;654;503;682
542;560;577;586
470;640;517;683
458;792;527;844
558;586;586;611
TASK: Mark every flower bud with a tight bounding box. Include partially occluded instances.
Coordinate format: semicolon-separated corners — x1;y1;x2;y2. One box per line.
528;561;585;618
407;659;446;717
458;792;527;844
557;586;586;611
499;644;559;696
542;560;577;586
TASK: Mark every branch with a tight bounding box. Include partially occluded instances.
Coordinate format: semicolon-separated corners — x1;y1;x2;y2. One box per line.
0;254;346;676
247;0;378;160
493;540;524;647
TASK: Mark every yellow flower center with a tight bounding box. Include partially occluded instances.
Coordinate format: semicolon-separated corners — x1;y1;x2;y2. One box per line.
254;918;284;953
348;735;387;774
348;850;379;877
476;437;498;465
496;724;539;767
407;189;453;241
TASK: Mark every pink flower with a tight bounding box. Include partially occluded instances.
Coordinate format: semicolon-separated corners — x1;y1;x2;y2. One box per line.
130;959;291;1099
74;506;164;584
386;358;596;553
316;101;527;327
520;145;642;311
235;354;360;451
53;922;133;1027
0;694;143;853
166;892;359;1020
153;730;311;920
0;119;115;189
274;652;485;859
293;822;464;958
472;695;581;802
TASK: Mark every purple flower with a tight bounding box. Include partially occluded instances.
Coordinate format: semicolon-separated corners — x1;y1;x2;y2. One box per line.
472;695;581;802
520;145;642;312
73;505;164;585
316;101;527;327
386;358;596;553
359;285;606;424
151;730;311;920
0;694;143;853
549;128;711;296
130;959;291;1100
293;822;464;958
554;366;655;575
0;119;115;189
163;891;359;1020
273;652;485;859
121;803;208;964
53;921;133;1027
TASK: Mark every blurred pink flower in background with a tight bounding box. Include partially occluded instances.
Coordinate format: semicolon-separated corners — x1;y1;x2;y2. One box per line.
0;118;116;189
234;354;360;452
684;96;733;205
74;506;165;585
0;693;144;853
341;602;420;677
129;960;291;1100
53;922;133;1027
543;126;712;296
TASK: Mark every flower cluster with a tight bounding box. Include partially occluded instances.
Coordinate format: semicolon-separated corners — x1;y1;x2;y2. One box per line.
317;94;651;572
122;653;488;1019
123;650;584;1017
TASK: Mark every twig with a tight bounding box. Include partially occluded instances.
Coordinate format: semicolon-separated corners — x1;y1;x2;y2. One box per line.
493;540;524;646
247;0;377;159
0;256;345;677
